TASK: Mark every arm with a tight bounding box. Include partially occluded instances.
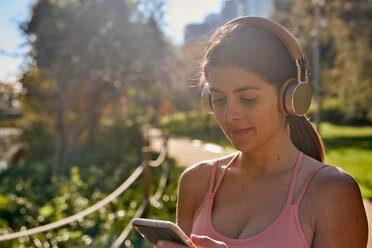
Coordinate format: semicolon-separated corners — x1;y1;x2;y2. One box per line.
155;162;217;248
177;163;211;235
312;169;368;248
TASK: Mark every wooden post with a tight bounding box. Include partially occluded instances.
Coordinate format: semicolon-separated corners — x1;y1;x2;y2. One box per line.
142;147;151;216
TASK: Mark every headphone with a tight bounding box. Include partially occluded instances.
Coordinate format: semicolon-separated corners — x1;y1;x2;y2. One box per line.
201;16;312;116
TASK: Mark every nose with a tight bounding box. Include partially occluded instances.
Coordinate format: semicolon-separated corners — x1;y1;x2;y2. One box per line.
223;100;241;123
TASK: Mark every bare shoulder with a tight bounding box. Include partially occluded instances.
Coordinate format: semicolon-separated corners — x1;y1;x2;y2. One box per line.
305;157;369;247
302;155;362;199
178;159;214;193
179;152;238;190
178;152;239;205
310;160;364;206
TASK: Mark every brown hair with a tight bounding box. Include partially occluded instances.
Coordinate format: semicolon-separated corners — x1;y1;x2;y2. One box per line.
200;21;325;162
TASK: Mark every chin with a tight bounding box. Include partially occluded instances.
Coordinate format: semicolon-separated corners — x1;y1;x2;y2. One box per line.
229;139;256;153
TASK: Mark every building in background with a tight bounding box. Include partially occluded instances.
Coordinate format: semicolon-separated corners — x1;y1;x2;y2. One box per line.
246;0;274;17
184;0;274;44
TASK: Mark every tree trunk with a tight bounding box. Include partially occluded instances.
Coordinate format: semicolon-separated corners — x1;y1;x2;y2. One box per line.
86;87;102;150
53;89;66;176
62;91;114;164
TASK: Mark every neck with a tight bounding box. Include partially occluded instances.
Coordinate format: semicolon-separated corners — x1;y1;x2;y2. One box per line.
237;131;299;177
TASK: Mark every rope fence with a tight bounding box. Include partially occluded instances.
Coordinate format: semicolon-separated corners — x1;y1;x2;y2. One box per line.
0;131;169;246
112;139;170;248
111;199;148;248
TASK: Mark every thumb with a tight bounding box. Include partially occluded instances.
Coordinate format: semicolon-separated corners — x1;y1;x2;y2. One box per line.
190;235;228;248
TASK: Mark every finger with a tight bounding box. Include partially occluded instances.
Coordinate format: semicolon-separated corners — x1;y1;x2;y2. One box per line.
191;235;228;248
156;240;189;248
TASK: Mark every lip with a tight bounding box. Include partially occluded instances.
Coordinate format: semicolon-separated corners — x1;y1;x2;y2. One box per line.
229;127;252;137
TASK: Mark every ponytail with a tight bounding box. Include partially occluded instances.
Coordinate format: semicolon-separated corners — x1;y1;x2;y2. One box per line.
288;115;325;162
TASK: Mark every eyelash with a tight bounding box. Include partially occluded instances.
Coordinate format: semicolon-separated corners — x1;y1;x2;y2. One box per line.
241;98;256;103
211;97;257;104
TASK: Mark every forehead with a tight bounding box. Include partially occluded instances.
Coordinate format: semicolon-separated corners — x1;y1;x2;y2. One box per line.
207;65;273;91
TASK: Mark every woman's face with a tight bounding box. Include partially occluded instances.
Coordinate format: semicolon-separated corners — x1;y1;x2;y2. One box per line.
207;65;287;152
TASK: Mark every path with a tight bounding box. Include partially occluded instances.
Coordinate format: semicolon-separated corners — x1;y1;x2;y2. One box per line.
149;128;371;247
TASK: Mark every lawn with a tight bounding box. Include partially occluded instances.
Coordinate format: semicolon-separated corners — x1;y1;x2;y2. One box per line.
320;123;372;199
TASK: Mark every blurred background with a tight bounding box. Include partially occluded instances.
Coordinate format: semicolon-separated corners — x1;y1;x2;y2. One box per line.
0;0;371;247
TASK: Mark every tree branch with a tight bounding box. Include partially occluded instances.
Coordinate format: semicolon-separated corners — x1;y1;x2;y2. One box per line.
62;89;118;164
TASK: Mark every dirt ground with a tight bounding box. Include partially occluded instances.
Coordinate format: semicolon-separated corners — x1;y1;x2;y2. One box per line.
148;128;371;247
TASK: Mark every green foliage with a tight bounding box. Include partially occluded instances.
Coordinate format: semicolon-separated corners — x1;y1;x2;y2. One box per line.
19;0;169;173
67;122;145;171
0;117;186;247
21;121;54;161
0;151;184;247
278;0;372;122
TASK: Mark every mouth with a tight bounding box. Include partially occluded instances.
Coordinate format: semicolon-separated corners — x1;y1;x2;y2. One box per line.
229;127;252;137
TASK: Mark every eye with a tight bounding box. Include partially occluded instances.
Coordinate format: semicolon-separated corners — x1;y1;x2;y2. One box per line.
241;97;257;103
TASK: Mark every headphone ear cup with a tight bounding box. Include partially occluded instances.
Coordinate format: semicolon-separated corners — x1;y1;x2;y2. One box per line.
201;84;213;114
285;82;312;116
278;78;312;116
278;78;295;116
279;78;312;116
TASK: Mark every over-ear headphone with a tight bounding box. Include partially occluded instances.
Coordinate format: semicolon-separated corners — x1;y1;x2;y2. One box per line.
201;16;312;116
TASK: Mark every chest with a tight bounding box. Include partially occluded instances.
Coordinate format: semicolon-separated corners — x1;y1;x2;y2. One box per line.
210;172;314;243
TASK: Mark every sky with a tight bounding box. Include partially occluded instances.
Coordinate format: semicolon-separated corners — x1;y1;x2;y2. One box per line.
0;0;222;84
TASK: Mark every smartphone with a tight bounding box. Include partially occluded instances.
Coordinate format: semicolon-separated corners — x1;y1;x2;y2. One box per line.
132;218;195;247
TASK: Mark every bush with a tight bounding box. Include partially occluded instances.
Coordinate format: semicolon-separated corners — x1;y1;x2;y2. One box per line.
0;119;184;247
0;155;184;247
21;121;54;162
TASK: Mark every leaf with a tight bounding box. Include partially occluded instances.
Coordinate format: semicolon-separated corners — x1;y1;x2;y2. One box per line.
39;204;53;217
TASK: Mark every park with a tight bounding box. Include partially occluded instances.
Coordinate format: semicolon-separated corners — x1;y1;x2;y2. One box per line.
0;0;371;247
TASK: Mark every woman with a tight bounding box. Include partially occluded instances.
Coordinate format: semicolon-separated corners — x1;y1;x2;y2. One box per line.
157;17;368;248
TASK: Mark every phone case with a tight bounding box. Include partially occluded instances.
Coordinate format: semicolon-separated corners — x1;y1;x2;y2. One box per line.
132;218;194;247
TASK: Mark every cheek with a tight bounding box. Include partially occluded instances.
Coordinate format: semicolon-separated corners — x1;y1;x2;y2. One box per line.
249;100;276;118
251;100;284;128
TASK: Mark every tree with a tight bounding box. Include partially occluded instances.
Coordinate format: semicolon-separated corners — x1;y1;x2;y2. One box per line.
274;0;372;122
21;0;167;174
0;82;22;121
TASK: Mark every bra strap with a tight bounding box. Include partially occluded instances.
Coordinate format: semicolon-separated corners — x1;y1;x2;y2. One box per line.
294;165;328;205
207;159;218;193
212;152;240;194
286;152;304;204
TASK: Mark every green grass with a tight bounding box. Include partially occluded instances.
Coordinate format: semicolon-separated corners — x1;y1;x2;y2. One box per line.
320;122;372;199
161;112;372;199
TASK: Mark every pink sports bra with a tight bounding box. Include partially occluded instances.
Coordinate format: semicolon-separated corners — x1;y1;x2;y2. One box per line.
191;152;327;248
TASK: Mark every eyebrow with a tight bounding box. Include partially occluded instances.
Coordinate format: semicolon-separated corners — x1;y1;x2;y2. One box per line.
209;86;260;93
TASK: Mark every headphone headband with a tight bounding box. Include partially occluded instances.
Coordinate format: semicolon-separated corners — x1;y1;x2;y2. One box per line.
224;16;305;82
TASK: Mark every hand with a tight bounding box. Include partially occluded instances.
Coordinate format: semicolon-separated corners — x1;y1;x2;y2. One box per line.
154;235;228;248
154;240;188;248
191;235;228;248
